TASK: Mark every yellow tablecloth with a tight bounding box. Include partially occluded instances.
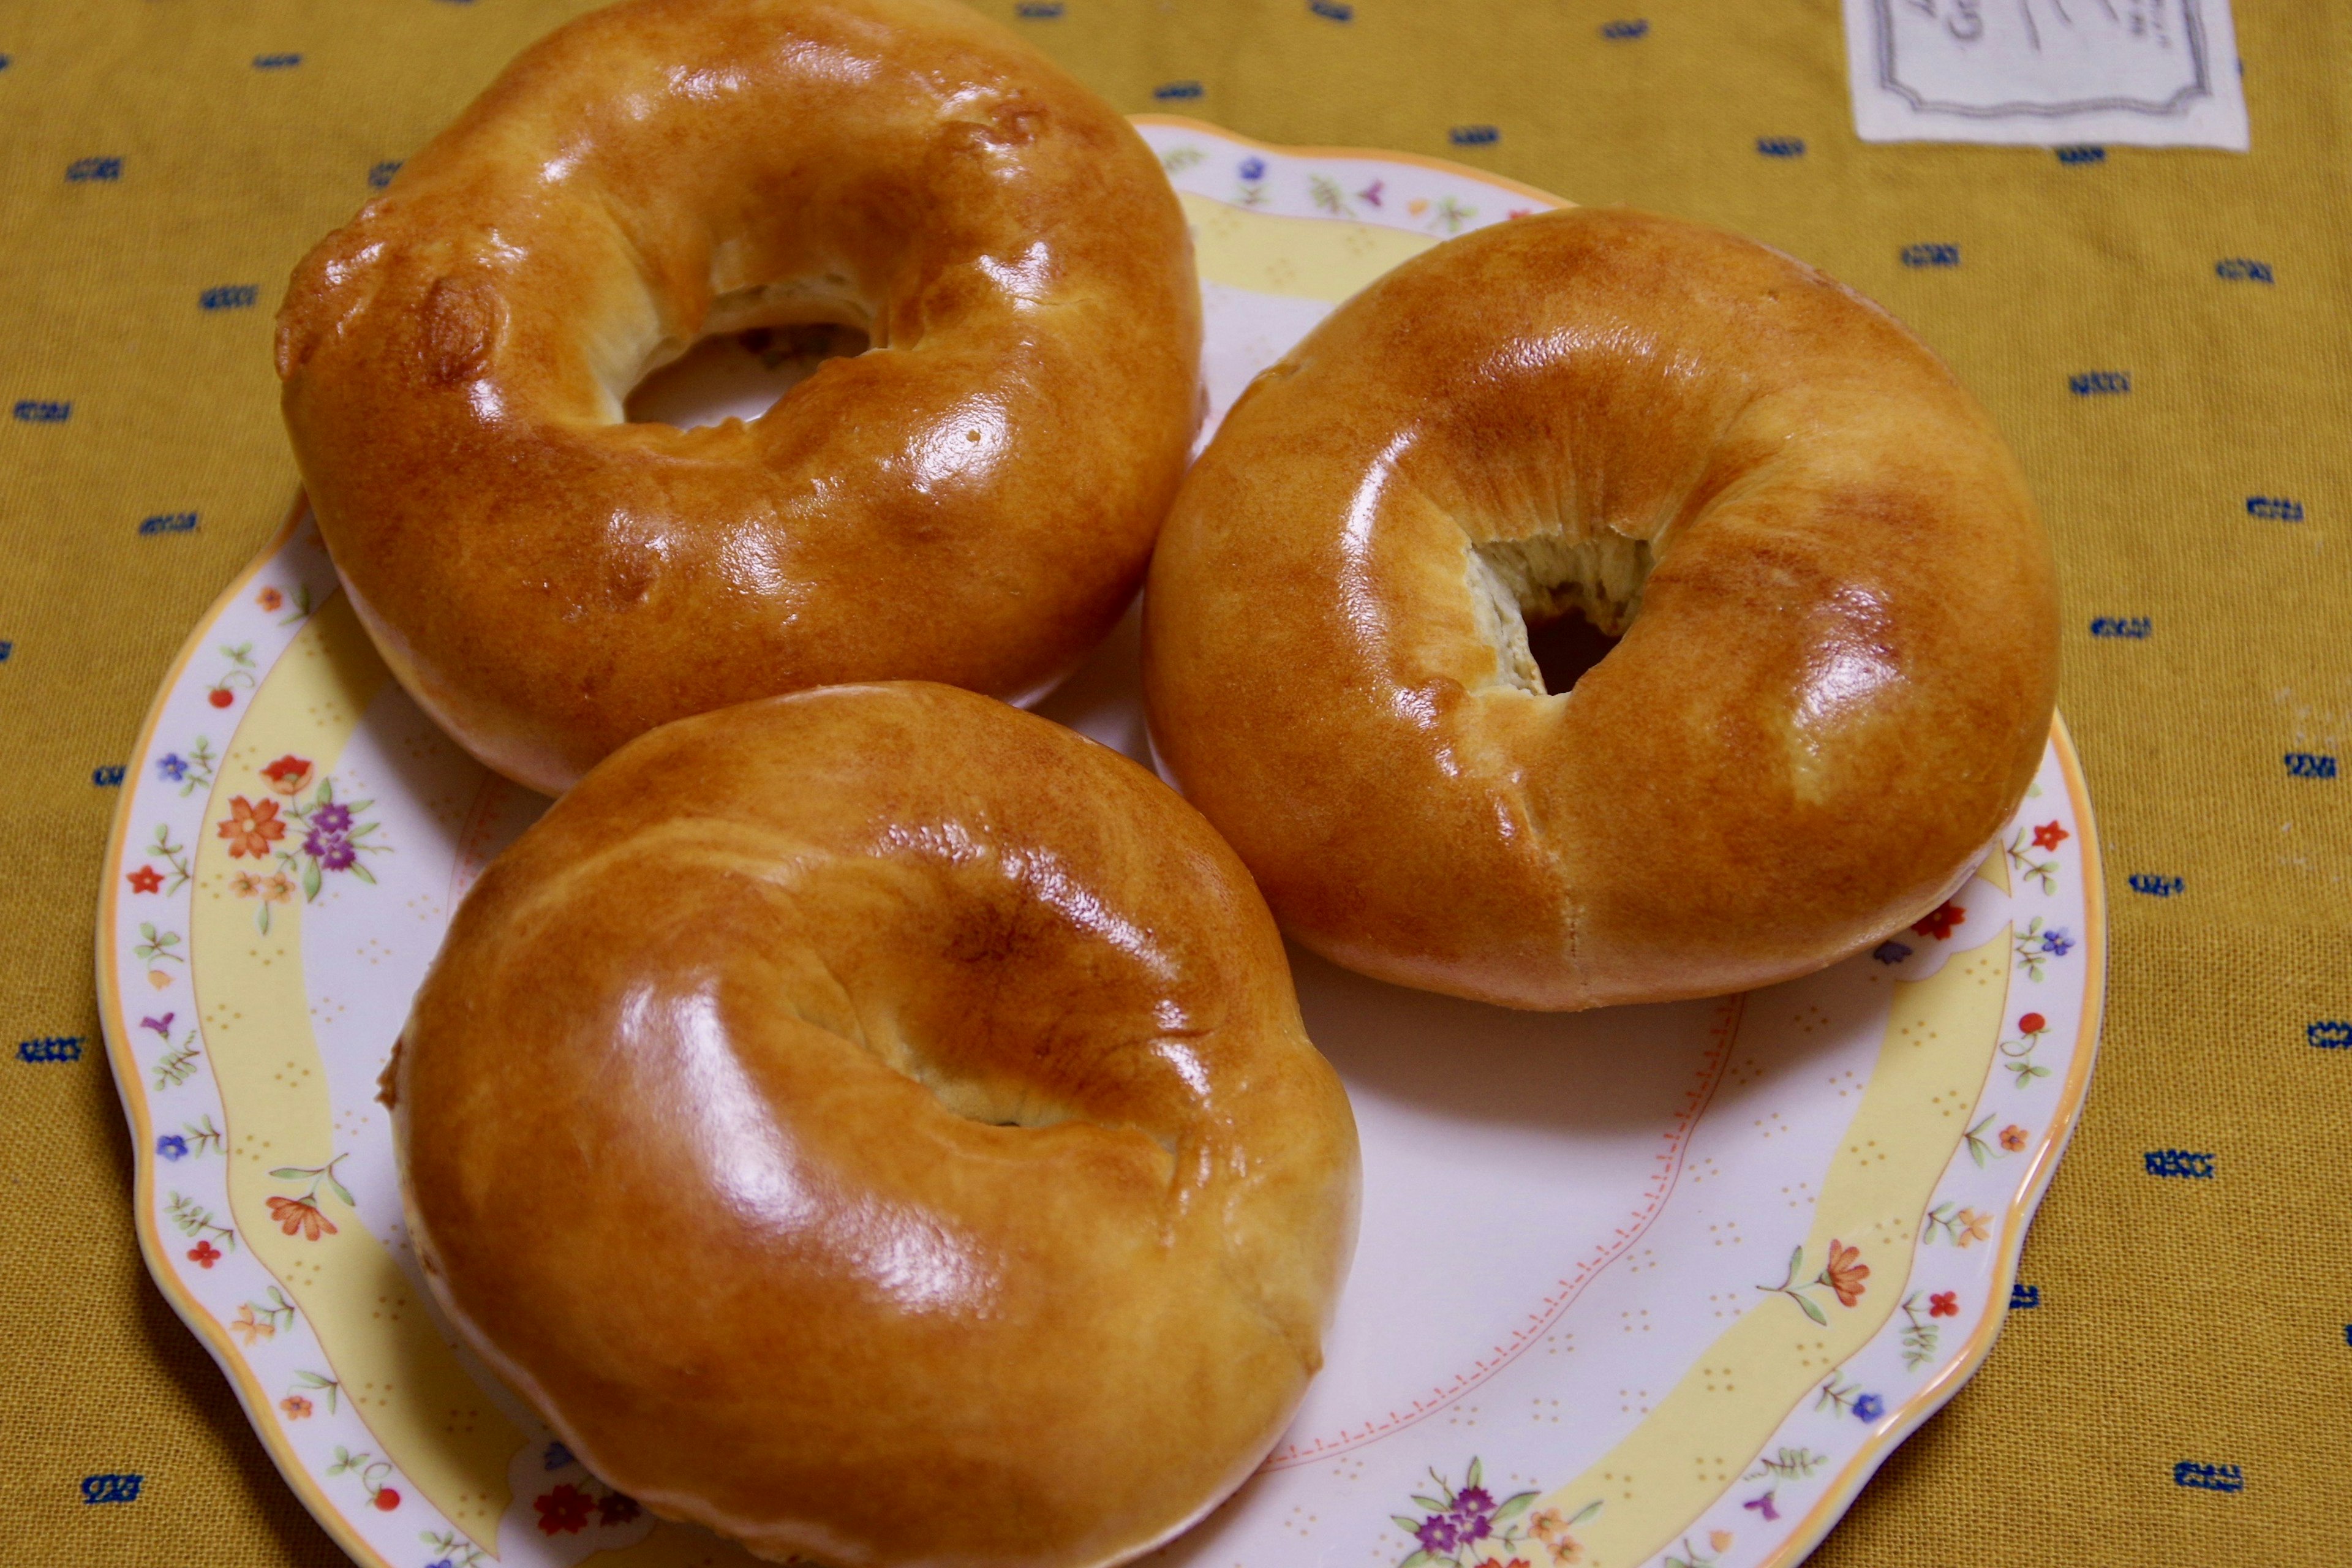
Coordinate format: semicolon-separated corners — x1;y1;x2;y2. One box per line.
3;2;2346;1563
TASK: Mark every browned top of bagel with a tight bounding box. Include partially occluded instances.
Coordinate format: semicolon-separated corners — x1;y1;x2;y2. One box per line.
1144;207;2059;1010
393;683;1359;1568
279;0;1200;795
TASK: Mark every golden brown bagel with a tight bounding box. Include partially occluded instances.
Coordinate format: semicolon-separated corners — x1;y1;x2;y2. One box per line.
277;0;1200;796
391;682;1360;1568
1144;208;2058;1010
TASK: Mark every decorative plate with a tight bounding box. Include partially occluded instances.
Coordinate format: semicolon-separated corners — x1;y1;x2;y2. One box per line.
97;118;2105;1568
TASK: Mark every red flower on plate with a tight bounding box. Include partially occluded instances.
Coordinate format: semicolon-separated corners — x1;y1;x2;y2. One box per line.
257;586;284;611
2000;1124;2030;1152
187;1240;221;1268
126;864;164;894
1911;901;1966;940
217;796;286;858
2032;821;2069;851
1928;1291;1959;1317
373;1488;401;1512
536;1484;594;1535
259;754;313;795
208;687;235;709
266;1196;336;1241
1822;1240;1870;1307
2018;1012;2047;1035
598;1492;642;1527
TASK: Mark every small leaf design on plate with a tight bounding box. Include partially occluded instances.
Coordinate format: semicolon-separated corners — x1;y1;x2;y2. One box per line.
1796;1292;1829;1327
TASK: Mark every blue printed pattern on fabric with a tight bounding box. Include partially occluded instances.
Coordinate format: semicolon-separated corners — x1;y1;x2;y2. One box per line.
18;1036;86;1063
2173;1462;2244;1493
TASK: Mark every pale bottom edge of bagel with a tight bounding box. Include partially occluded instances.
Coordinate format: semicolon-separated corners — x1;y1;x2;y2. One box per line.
1250;827;2006;1014
442;1293;1295;1568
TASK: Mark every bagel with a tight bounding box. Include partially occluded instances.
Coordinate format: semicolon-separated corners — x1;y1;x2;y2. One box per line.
390;683;1360;1568
277;0;1200;796
1143;208;2059;1010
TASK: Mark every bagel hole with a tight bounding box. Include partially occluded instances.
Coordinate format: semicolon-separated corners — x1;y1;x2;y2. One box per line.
1470;534;1650;696
624;323;870;431
879;1033;1178;1158
1525;608;1622;696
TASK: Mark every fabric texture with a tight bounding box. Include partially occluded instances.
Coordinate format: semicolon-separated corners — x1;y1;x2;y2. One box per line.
2;1;2346;1564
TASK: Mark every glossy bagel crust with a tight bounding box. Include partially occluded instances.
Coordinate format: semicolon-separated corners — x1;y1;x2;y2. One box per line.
1144;208;2059;1011
391;683;1359;1568
278;0;1201;795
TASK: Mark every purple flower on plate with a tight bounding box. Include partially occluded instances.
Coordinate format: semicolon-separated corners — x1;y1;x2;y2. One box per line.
544;1441;575;1472
1743;1491;1780;1521
157;1134;187;1161
1853;1392;1885;1422
311;802;352;834
157;753;187;782
1450;1486;1494;1521
1415;1515;1459;1555
2040;927;2076;957
304;829;356;870
1871;941;1912;965
1238;156;1266;181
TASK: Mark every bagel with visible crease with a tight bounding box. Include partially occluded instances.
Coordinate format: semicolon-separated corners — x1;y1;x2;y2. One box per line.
1144;206;2059;1010
391;682;1360;1568
277;0;1200;796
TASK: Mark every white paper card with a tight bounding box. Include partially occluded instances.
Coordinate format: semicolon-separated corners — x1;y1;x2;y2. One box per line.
1842;0;2248;150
